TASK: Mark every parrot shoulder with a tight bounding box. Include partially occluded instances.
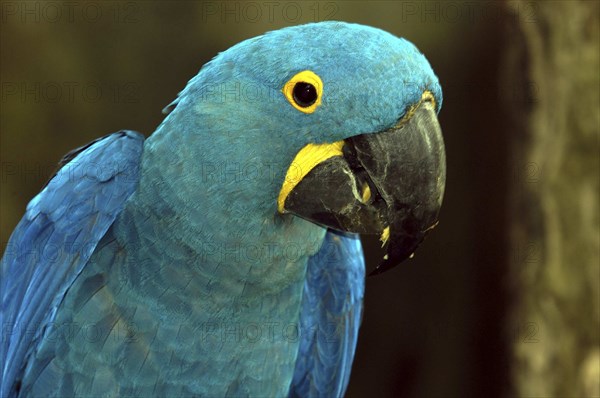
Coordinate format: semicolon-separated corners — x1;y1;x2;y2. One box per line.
1;130;144;397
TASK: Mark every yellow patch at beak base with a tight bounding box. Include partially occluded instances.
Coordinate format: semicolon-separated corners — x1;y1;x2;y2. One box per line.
278;141;344;213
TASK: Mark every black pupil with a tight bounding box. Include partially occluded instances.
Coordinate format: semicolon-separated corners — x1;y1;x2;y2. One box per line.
292;82;317;107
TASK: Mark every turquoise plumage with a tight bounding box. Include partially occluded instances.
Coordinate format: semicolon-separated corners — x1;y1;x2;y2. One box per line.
1;21;444;397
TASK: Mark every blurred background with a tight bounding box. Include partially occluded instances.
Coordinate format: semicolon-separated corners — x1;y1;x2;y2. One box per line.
1;1;598;397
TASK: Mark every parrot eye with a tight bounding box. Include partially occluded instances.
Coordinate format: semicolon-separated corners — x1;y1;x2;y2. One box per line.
282;70;323;114
293;83;317;107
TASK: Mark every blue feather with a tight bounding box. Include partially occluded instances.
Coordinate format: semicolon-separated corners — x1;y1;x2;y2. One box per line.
290;230;365;397
1;131;144;397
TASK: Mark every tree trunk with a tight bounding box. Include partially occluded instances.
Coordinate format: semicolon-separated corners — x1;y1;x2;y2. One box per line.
503;1;599;396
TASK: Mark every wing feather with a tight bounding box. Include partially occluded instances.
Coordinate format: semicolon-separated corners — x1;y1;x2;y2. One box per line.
1;131;144;397
289;230;365;398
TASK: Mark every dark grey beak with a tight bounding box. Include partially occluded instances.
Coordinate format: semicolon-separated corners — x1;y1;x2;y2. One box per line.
280;96;446;275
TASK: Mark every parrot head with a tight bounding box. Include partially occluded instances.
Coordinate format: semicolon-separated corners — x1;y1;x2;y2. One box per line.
156;21;445;274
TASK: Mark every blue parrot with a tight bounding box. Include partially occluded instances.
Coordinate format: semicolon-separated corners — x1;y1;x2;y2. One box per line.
1;21;445;397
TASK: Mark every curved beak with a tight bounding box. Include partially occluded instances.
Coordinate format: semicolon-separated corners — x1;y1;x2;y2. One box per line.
278;92;446;275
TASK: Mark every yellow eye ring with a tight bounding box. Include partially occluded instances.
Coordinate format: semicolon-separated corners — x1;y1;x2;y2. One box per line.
282;70;323;114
